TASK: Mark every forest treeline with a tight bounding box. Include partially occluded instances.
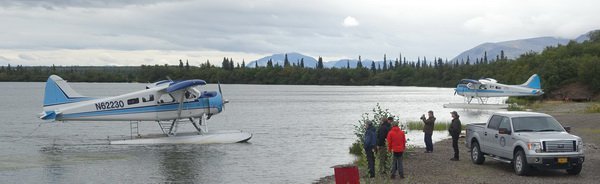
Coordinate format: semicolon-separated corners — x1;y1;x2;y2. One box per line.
1;31;599;98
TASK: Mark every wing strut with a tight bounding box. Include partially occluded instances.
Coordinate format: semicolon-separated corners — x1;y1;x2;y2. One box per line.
166;90;187;136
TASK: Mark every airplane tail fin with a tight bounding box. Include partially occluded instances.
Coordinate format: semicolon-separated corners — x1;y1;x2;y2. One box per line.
43;75;89;107
521;74;542;89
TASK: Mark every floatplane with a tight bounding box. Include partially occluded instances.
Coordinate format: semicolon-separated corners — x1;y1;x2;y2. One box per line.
443;74;544;109
39;75;251;145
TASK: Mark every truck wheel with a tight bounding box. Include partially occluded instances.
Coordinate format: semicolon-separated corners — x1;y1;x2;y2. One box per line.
514;150;530;176
567;164;583;175
471;141;485;164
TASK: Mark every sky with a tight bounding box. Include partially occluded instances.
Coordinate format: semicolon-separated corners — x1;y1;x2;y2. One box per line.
1;0;599;66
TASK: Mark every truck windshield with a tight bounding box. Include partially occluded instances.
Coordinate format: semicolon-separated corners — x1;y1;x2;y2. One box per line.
512;117;565;132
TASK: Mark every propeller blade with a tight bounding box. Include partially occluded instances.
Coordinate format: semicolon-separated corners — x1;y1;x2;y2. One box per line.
218;81;223;95
218;82;227;109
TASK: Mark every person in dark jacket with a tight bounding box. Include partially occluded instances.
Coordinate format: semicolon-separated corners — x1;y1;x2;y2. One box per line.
376;117;392;175
420;110;436;153
387;121;406;179
363;120;377;178
449;111;462;161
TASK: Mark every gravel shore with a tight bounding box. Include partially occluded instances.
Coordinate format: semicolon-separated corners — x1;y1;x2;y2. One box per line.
316;104;600;184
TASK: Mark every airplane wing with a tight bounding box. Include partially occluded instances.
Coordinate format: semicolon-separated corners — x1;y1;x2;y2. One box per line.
166;80;207;93
479;78;497;83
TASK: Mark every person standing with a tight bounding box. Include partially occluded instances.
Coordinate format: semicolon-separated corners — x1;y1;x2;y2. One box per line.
387;121;406;179
363;120;377;178
420;110;436;153
449;111;462;161
376;117;392;175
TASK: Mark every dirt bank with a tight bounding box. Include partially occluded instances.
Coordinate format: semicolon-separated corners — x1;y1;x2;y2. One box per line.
316;104;600;184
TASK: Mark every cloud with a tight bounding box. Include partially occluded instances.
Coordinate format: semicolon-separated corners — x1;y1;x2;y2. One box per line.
0;49;263;66
0;0;180;9
342;16;359;27
0;0;598;66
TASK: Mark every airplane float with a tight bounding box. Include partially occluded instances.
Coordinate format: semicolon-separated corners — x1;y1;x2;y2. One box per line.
444;74;544;109
39;75;251;144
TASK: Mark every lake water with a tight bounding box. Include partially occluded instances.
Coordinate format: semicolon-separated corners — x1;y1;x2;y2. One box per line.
0;82;504;183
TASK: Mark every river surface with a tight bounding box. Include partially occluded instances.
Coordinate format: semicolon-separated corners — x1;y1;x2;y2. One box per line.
0;82;505;183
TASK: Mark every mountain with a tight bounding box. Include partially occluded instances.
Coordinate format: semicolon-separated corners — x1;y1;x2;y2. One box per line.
452;31;595;62
246;52;387;69
246;52;317;68
452;37;570;62
324;59;375;68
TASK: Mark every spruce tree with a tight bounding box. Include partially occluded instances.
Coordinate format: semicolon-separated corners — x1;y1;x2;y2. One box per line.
284;54;290;68
267;59;273;68
370;61;376;72
357;55;363;68
317;57;324;69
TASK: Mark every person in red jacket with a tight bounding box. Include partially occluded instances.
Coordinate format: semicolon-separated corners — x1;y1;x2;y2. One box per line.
386;121;406;179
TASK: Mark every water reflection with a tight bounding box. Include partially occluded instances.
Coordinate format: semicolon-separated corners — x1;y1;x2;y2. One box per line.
156;145;230;183
157;145;201;183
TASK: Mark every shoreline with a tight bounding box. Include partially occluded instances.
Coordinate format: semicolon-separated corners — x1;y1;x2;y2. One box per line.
315;102;600;184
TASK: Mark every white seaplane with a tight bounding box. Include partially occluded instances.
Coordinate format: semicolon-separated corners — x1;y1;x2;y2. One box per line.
443;74;544;109
39;75;251;145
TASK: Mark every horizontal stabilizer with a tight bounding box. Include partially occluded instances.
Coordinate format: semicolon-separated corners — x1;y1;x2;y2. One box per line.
40;111;58;120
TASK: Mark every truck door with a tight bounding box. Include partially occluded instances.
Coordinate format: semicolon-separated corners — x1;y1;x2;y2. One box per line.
497;117;514;158
484;115;502;154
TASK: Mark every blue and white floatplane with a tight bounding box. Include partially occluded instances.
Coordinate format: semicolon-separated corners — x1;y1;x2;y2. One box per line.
444;74;544;109
40;75;251;144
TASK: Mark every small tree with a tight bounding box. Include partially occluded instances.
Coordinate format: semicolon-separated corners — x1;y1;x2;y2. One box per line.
350;104;411;175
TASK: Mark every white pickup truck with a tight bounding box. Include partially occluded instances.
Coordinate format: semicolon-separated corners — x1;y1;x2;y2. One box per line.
465;111;585;175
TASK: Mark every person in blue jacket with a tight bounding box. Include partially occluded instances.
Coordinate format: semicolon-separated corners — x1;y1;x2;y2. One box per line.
364;120;377;178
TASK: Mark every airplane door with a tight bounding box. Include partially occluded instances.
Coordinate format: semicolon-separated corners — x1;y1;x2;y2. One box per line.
497;117;514;159
157;93;175;120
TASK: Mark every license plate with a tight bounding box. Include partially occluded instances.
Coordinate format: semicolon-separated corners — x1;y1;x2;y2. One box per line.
558;158;568;164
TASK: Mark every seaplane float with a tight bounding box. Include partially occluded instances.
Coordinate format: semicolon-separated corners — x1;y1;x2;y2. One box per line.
444;74;544;109
39;75;251;145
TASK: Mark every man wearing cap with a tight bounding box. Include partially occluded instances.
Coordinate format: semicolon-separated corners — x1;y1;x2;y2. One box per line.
363;120;377;178
387;121;406;179
449;111;462;161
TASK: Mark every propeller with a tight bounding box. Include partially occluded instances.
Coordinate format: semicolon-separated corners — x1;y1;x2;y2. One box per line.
218;81;229;109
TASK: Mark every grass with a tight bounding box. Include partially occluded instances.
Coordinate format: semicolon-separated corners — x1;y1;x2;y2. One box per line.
507;103;525;111
585;103;600;113
505;96;544;110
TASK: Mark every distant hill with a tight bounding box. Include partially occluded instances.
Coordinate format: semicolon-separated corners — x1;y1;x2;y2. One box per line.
324;58;376;68
246;52;389;69
246;52;317;68
452;30;595;62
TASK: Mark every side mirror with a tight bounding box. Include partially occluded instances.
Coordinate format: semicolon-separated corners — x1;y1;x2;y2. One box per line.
498;128;511;135
564;126;571;133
